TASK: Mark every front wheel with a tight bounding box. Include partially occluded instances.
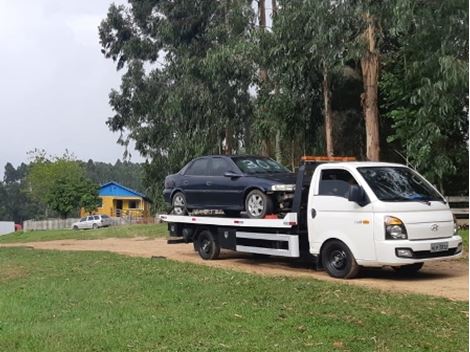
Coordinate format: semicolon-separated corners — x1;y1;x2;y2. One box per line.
245;190;273;219
92;223;98;230
321;240;359;279
196;230;220;260
393;263;424;275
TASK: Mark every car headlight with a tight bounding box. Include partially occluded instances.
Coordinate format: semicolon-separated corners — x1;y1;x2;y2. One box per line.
384;216;407;240
271;184;296;192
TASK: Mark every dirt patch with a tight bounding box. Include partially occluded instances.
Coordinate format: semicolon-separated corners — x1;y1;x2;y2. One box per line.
0;266;29;282
1;237;468;301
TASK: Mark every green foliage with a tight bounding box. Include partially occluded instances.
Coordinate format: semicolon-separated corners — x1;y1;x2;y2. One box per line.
381;0;468;191
26;151;100;218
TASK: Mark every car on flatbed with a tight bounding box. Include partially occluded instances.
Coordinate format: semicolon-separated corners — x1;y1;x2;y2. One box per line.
163;155;297;218
161;157;463;279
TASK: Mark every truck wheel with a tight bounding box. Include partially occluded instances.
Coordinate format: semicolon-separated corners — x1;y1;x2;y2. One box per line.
196;230;220;260
393;263;424;274
321;240;359;279
172;192;188;215
245;190;273;219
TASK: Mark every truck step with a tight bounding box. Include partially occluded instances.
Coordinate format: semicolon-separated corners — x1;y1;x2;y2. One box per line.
167;237;185;244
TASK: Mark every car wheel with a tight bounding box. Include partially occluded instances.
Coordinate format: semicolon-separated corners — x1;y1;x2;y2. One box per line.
73;225;79;231
172;192;188;216
92;223;98;230
392;263;424;275
196;230;220;260
245;189;272;219
223;210;241;218
321;240;359;279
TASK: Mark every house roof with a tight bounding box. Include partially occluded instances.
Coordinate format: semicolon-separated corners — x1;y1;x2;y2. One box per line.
99;181;152;202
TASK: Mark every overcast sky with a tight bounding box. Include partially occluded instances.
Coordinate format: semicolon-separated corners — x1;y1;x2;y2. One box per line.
0;0;143;175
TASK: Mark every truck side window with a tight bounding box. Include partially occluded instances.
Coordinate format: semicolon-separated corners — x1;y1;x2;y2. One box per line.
319;169;357;198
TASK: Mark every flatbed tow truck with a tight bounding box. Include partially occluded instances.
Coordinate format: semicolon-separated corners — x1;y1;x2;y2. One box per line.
160;157;463;278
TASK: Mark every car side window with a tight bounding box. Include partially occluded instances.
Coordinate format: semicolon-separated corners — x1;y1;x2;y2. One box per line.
186;158;210;176
94;216;100;220
87;216;94;221
319;169;358;198
210;158;230;176
80;218;86;222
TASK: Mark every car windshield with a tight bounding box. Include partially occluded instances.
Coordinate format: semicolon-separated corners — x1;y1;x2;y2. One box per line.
232;157;290;174
358;167;444;202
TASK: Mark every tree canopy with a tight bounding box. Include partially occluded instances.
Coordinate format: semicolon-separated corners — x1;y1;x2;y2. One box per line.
99;0;468;206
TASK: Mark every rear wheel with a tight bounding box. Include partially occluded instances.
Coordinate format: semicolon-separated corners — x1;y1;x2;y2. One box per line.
172;192;188;215
92;223;98;230
393;263;424;274
321;240;359;279
245;190;273;219
196;230;220;260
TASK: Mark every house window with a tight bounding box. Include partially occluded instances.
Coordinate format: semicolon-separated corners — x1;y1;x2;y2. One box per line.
128;200;139;209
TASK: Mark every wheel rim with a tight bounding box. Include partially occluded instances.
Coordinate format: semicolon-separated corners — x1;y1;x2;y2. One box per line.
248;194;264;217
329;249;347;270
200;237;211;255
173;194;185;215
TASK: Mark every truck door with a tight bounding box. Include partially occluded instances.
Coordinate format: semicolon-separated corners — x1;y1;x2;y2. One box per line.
307;167;376;262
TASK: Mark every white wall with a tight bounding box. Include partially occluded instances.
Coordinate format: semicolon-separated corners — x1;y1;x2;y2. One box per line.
0;221;15;235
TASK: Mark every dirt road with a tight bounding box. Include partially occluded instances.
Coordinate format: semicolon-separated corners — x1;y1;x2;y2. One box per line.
2;237;468;301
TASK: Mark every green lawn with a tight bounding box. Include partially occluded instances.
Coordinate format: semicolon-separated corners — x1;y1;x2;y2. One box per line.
0;248;467;352
0;224;168;243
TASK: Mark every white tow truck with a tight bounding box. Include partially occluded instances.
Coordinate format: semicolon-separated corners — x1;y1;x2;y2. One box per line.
160;157;463;278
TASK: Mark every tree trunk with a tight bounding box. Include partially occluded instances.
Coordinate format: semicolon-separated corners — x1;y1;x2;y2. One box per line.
275;130;282;162
224;127;233;155
360;12;380;161
322;66;334;157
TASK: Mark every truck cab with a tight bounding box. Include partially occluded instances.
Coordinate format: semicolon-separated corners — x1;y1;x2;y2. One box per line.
306;161;462;278
161;158;463;279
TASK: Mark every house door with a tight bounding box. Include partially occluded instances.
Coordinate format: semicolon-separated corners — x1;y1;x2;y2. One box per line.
116;200;123;217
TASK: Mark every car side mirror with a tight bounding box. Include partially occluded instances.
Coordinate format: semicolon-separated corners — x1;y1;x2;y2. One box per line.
224;171;240;178
348;185;367;206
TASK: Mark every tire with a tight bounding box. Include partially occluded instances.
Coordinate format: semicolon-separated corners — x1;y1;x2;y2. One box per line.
393;263;424;274
223;210;241;218
92;223;98;230
73;226;79;231
245;189;273;219
196;230;220;260
321;240;359;279
172;192;188;216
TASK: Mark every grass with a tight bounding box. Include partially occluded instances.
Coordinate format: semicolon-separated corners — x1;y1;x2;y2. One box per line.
0;224;168;244
0;248;468;352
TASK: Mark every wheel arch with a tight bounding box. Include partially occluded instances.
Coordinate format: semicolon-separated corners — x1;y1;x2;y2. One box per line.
318;237;358;264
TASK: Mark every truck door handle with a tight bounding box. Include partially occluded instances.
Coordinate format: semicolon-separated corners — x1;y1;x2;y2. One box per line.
311;208;316;218
206;181;212;186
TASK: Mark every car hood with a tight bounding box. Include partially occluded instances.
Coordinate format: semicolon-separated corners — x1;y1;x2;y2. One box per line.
249;173;297;184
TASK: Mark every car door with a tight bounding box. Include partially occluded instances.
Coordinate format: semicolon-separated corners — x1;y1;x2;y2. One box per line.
208;157;242;207
77;217;87;229
182;157;211;208
307;167;376;262
86;216;95;229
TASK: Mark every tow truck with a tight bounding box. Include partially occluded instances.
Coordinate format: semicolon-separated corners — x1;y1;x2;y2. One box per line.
160;157;463;278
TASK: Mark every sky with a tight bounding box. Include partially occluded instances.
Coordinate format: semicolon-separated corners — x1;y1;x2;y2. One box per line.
0;0;144;176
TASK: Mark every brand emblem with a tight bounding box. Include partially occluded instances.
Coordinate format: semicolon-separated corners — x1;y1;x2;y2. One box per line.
430;224;439;232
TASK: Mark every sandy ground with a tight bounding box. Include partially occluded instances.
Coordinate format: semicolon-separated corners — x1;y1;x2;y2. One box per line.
1;237;468;301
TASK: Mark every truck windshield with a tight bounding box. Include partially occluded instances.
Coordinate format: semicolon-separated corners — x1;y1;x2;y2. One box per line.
358;167;444;202
232;157;291;174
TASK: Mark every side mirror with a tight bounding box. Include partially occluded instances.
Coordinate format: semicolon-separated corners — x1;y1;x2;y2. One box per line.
348;185;367;206
224;171;240;178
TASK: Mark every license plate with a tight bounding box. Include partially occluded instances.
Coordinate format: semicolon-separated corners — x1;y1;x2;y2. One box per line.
430;242;448;253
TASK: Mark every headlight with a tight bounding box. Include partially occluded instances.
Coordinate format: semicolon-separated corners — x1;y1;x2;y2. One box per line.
384;216;407;240
271;184;296;192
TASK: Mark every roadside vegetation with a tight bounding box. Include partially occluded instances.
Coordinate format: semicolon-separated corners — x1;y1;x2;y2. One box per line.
0;224;167;244
0;247;467;352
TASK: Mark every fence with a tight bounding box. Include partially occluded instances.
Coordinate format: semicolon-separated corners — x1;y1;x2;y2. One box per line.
447;196;469;227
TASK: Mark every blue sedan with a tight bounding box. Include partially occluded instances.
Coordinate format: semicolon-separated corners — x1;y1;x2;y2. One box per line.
163;155;297;218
